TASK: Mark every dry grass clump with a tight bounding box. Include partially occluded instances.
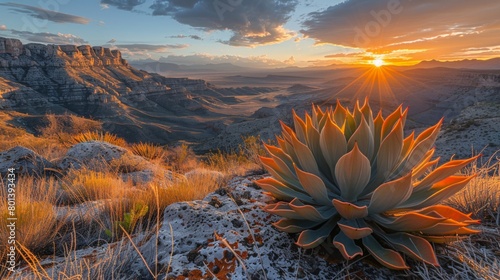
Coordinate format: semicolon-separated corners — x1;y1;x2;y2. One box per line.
62;168;133;203
0;113;67;161
130;142;168;162
0;176;62;277
445;154;500;225
70;131;128;148
40;113;101;143
204;135;268;175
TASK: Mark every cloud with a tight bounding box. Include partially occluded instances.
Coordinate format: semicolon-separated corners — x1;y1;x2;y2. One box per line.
101;0;146;11
158;53;296;68
324;52;365;58
0;2;89;24
283;56;295;65
169;34;202;40
301;0;500;60
0;25;7;31
100;4;110;9
114;43;188;52
103;43;187;60
10;30;88;44
150;0;298;47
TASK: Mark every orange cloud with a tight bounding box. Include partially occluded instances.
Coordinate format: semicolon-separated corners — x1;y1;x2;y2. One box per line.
302;0;500;62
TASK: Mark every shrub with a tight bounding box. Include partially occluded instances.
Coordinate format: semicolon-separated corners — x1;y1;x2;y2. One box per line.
256;100;480;269
63;169;131;203
0;176;61;277
40;114;102;144
446;155;500;224
70;131;127;147
130;142;168;161
241;135;268;169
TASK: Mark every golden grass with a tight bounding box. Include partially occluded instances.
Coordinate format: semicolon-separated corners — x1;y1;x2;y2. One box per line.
130;142;168;161
62;168;133;203
70;131;128;148
0;177;62;277
40;113;101;142
445;156;500;224
204;135;269;175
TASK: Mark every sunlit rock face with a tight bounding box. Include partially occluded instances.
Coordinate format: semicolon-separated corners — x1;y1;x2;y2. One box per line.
0;38;127;67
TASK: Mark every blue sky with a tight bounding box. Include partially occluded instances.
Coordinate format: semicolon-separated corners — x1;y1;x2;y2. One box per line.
1;0;499;68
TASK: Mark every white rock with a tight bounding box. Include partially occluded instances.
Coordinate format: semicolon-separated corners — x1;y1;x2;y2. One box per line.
59;140;130;170
0;146;53;176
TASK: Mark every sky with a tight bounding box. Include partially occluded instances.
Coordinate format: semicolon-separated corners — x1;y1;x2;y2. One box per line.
0;0;499;68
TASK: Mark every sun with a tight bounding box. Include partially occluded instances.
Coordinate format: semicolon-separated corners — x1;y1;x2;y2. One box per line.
373;58;384;67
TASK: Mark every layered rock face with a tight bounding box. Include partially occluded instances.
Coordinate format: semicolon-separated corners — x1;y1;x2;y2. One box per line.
0;38;128;67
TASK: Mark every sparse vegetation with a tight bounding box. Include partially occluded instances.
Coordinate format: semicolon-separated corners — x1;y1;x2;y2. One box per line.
130;142;168;161
445;153;500;225
204;135;268;175
70;131;128;147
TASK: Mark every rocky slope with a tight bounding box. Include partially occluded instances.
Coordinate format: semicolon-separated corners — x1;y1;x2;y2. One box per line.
0;37;273;145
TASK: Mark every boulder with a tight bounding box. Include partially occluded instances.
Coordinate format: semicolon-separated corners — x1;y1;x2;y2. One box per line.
60;141;183;186
59;140;131;170
0;146;54;176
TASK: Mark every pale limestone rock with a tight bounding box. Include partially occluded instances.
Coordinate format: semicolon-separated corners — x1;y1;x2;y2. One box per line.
59;140;130;170
0;146;54;176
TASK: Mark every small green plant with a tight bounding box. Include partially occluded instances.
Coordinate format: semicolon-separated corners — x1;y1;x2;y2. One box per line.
256;100;480;270
105;203;149;239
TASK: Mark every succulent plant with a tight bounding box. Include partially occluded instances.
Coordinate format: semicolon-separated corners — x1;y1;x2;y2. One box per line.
256;100;480;269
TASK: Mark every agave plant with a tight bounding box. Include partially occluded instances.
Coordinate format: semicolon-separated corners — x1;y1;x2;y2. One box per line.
256;100;480;269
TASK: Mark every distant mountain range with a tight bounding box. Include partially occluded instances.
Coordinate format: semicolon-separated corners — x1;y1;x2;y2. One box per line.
129;57;500;77
412;57;500;70
130;61;253;73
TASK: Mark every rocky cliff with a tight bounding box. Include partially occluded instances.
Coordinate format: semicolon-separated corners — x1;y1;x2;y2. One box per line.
0;38;127;67
0;37;209;109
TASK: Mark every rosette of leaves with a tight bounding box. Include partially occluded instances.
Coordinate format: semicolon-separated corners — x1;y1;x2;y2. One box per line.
256;100;480;269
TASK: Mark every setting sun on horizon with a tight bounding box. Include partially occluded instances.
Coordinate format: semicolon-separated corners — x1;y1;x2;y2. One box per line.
373;58;384;67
